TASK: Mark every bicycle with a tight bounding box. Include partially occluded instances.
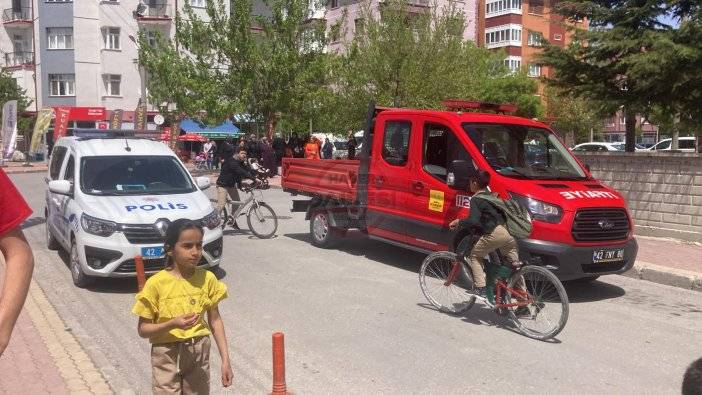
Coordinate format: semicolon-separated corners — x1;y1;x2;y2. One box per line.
419;249;569;341
219;179;278;239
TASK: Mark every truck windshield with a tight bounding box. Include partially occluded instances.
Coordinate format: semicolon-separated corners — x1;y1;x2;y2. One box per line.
462;123;588;180
80;156;196;196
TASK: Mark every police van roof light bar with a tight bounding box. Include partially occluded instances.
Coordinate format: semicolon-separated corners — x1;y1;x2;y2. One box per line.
73;129;162;140
442;100;518;114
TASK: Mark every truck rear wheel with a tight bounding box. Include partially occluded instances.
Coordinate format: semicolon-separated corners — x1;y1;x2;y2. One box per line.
310;210;340;248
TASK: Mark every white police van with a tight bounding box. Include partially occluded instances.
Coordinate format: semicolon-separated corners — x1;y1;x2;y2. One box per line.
45;130;223;287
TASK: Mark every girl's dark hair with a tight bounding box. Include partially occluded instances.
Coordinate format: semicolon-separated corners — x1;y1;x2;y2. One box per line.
468;169;491;189
163;219;204;268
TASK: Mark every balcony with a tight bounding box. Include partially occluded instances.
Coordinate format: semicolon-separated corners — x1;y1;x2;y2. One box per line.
4;51;34;69
135;3;172;23
2;7;32;26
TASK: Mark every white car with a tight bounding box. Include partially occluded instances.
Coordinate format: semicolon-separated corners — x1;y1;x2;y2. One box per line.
45;130;223;287
647;137;697;153
571;142;624;152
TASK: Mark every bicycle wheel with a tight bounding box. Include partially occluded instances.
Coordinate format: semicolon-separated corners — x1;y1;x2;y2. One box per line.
419;251;475;315
219;206;229;230
247;202;278;239
505;265;569;340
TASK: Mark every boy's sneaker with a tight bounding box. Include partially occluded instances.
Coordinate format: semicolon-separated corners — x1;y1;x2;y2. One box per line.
471;287;495;308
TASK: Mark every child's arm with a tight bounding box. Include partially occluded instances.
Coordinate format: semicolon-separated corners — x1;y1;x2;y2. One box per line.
208;306;233;387
137;314;199;339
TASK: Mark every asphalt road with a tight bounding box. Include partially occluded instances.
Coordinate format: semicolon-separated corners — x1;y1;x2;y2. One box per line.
10;172;702;394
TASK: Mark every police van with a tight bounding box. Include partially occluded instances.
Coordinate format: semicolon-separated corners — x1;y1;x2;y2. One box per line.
45;130;223;287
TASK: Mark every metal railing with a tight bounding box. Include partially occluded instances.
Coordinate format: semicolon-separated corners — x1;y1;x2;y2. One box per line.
4;51;34;67
2;7;32;23
135;3;172;19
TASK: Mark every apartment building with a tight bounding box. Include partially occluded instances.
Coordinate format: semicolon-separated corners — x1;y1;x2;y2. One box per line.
477;0;580;83
325;0;478;53
0;0;222;129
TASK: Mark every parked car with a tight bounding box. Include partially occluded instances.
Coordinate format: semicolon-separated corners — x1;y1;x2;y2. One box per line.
647;137;697;152
572;142;624;152
45;129;223;287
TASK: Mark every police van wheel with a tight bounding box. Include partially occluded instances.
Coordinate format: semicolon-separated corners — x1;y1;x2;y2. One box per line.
70;239;94;288
310;210;339;248
45;214;60;251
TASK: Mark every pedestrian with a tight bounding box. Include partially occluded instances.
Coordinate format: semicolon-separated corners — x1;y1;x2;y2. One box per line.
216;148;256;229
132;219;233;392
260;137;277;177
210;140;220;170
322;138;333;159
219;138;235;168
683;357;702;395
347;132;357;160
287;132;302;158
272;133;285;169
0;169;34;356
247;134;260;161
203;139;215;170
304;136;320;159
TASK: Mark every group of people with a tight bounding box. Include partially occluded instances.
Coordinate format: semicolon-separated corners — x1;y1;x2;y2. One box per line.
285;132;358;160
198;133;284;177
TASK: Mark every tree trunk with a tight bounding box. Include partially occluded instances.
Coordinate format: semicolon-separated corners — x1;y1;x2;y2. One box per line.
266;116;277;141
671;115;680;151
624;111;636;152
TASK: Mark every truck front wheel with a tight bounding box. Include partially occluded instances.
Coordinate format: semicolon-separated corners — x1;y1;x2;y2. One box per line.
310;210;340;248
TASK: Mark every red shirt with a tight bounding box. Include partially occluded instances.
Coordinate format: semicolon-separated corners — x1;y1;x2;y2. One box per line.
0;169;32;236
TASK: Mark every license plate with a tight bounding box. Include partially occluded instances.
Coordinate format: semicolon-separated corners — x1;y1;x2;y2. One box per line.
141;246;165;259
592;249;624;264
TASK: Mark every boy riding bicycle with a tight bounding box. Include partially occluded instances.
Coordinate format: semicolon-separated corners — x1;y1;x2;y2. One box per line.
449;170;521;300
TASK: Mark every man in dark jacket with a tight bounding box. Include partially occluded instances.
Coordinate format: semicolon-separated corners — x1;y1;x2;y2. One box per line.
449;170;520;301
272;133;286;168
322;138;334;159
247;134;261;161
216;148;256;229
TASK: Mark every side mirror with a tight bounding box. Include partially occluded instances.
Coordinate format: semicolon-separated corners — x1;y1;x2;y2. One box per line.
447;160;476;190
196;176;211;190
584;163;591;172
48;180;73;196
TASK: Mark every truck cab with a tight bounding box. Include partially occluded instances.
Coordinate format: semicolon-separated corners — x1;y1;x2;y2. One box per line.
283;102;637;281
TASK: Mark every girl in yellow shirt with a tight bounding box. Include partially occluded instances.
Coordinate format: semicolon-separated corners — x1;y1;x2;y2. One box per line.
132;219;233;394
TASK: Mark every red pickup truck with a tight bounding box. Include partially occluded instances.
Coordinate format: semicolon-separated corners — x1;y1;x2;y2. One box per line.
282;102;637;281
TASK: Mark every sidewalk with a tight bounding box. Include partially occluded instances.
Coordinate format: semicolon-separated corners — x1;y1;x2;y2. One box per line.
0;258;112;394
624;236;702;292
1;161;47;174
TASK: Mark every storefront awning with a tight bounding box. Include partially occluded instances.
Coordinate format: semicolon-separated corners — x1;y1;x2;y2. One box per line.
180;119;242;138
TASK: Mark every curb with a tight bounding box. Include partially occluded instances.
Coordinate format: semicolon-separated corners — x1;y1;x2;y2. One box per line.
2;167;47;175
622;261;702;292
24;279;113;394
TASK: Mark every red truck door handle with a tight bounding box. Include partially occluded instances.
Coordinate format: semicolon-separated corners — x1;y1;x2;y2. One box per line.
412;181;425;191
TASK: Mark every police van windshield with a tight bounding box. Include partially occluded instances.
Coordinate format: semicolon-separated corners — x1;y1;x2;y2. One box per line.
80;156;196;196
462;123;588;180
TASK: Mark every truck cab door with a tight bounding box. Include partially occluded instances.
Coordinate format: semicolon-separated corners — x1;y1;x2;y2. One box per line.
55;153;76;244
404;119;477;251
365;118;414;243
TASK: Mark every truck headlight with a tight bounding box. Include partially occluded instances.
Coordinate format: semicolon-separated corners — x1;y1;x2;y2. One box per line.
509;193;562;224
80;213;117;237
201;210;221;230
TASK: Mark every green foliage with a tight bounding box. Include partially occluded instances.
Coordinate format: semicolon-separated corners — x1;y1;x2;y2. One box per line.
543;86;604;144
537;0;702;150
328;0;542;131
0;68;32;147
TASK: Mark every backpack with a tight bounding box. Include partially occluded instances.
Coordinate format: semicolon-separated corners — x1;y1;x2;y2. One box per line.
473;193;533;239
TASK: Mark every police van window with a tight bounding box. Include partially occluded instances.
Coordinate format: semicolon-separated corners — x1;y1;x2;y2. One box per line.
49;146;68;180
680;139;695;149
63;155;75;183
422;123;472;182
381;121;411;166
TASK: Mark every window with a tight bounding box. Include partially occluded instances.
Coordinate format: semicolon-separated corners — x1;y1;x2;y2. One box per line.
46;0;71;2
619;117;626;125
528;0;543;14
485;25;522;47
49;146;67;180
680;139;696;150
49;74;75;96
422;123;473;184
102;27;120;50
382;121;411;166
145;30;158;47
503;56;521;72
553;33;563;41
47;27;73;49
528;64;541;77
190;0;205;6
103;74;121;96
527;31;543;46
486;0;521;16
64;155;75;182
330;0;338;8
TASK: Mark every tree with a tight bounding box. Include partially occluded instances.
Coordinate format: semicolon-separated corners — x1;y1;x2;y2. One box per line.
327;0;542;131
543;86;604;145
138;0;331;138
537;0;702;151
